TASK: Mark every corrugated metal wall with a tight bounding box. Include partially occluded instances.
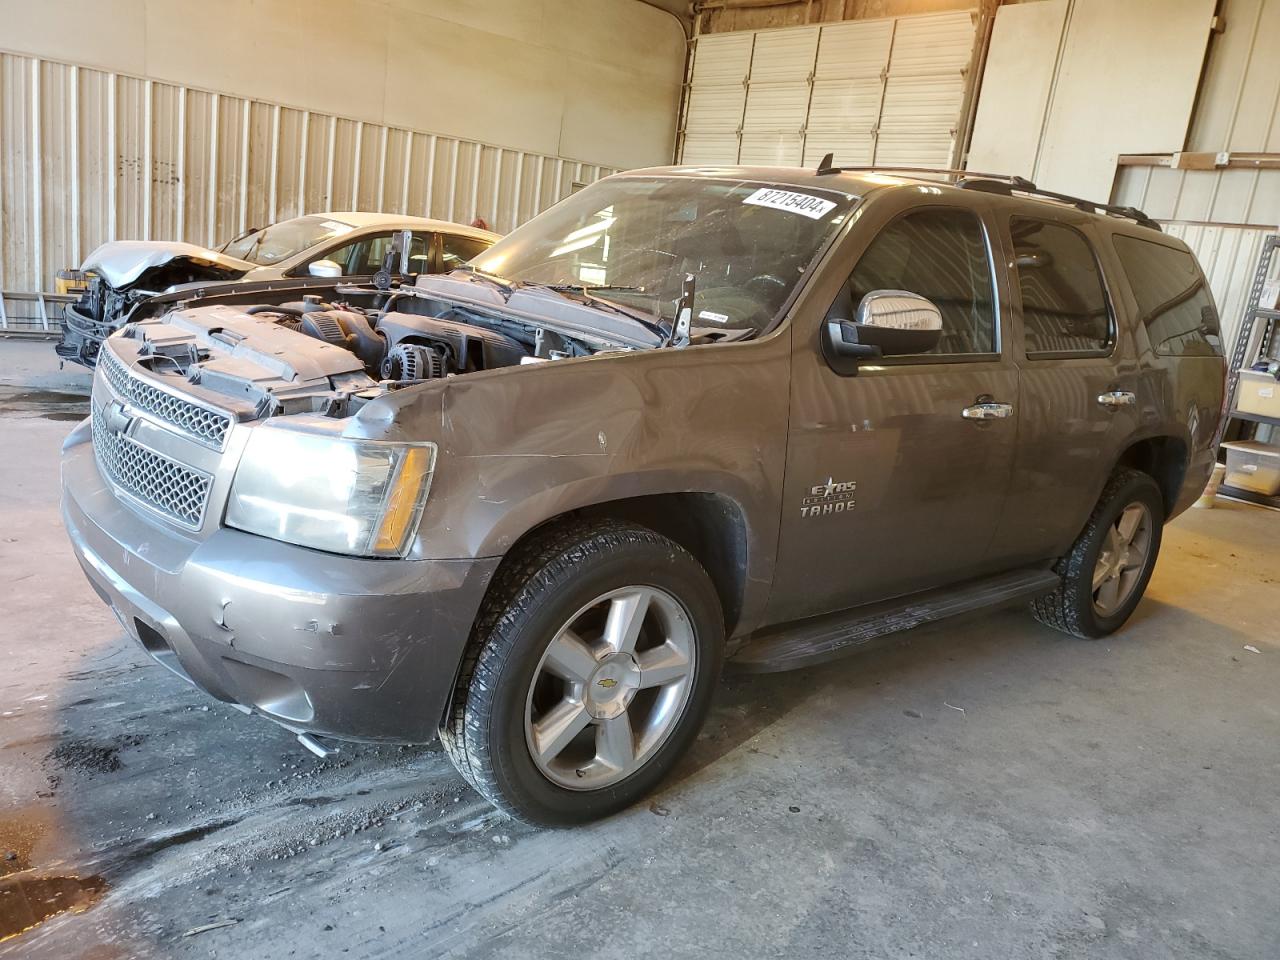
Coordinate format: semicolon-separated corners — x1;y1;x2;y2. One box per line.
1165;222;1280;355
678;10;977;168
1110;0;1280;224
1113;166;1280;228
0;52;618;294
1110;0;1280;349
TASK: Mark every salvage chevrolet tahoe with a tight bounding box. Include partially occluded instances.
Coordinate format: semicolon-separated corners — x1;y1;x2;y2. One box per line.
61;164;1226;824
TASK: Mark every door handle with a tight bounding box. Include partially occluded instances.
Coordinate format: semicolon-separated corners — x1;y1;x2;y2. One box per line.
961;400;1014;420
1097;390;1137;409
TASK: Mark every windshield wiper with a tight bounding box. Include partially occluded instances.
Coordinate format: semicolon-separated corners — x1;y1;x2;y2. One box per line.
537;284;668;340
555;283;644;293
452;263;515;297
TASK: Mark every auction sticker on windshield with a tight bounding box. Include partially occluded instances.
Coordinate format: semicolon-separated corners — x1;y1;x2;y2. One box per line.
743;188;837;220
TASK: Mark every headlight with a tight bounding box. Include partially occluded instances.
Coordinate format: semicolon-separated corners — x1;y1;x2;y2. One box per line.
226;424;436;558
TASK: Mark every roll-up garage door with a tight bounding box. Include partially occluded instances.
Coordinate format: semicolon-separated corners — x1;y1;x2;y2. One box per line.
679;10;976;169
681;33;755;165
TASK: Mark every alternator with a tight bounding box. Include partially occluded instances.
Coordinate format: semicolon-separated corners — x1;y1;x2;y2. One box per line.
381;343;446;381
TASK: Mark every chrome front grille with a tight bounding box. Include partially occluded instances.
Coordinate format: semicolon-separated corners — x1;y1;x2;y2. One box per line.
92;412;213;528
99;348;233;449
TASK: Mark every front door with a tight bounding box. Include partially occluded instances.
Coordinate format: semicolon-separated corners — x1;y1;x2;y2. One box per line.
767;199;1019;624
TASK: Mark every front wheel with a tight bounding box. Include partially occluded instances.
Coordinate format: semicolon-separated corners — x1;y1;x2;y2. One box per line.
440;520;723;825
1031;467;1165;639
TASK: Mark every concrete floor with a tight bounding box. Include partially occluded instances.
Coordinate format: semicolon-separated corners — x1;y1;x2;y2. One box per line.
1;339;1278;959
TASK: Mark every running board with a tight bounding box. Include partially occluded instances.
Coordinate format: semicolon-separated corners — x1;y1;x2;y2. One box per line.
730;567;1061;674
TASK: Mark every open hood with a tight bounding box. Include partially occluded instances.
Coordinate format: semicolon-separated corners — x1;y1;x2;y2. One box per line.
81;241;257;289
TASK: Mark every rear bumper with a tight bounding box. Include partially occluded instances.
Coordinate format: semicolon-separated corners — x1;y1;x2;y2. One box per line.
1171;444;1219;520
61;418;498;743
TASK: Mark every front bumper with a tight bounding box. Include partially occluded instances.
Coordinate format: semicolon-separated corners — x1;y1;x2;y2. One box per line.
54;303;115;369
61;419;498;743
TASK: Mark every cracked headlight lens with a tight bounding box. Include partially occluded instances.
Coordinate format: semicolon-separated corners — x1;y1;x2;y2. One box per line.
226;424;436;558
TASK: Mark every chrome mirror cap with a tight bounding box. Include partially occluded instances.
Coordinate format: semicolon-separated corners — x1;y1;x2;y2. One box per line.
856;289;943;332
308;259;342;278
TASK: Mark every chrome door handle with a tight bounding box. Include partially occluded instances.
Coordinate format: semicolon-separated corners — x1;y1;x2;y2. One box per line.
962;401;1014;420
1097;390;1137;408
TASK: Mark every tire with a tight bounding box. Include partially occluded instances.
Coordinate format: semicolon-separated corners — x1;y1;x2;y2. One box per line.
1031;467;1165;639
440;519;724;825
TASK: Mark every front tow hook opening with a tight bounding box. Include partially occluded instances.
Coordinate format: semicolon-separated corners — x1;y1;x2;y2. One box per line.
297;732;341;759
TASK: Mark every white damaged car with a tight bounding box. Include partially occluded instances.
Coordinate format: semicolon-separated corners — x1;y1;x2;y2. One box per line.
57;212;498;367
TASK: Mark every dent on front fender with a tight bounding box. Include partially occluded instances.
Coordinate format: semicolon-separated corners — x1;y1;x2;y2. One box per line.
382;339;793;568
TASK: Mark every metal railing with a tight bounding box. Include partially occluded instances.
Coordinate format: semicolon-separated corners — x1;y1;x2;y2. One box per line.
0;292;76;336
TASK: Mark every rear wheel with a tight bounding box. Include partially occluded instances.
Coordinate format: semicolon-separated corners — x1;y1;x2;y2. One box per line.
440;520;723;825
1031;468;1164;639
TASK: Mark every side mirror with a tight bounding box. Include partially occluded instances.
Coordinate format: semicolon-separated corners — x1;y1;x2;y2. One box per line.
308;259;342;278
822;289;942;374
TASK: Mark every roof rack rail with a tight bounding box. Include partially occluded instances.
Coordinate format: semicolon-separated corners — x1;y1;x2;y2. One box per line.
823;165;1162;232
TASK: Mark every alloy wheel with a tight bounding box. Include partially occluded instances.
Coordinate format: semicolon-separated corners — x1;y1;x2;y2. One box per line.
1091;502;1153;617
524;585;696;790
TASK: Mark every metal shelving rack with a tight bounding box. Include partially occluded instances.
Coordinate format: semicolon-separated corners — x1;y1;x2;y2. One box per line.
1218;234;1280;510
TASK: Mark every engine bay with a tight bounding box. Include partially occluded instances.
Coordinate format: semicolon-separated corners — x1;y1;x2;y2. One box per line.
111;286;605;422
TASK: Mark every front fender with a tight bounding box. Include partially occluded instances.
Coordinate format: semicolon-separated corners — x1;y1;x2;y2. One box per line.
383;335;792;607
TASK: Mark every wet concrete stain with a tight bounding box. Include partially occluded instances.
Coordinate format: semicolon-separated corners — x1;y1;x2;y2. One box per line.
106;817;243;873
43;734;147;788
0;808;56;877
0;387;90;421
0;873;107;943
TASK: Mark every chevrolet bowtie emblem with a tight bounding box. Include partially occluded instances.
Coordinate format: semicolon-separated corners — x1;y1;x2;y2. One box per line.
596;678;619;689
105;400;135;436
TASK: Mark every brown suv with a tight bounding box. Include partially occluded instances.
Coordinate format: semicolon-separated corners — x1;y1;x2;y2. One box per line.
61;165;1226;824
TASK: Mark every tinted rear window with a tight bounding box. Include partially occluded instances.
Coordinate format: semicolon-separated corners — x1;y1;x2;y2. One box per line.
1012;217;1111;356
1113;235;1222;357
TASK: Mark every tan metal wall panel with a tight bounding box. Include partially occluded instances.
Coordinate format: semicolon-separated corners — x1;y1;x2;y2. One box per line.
804;19;894;167
0;0;683;173
1035;0;1215;200
682;32;755;165
1113;165;1280;226
0;50;618;294
875;11;975;167
1189;0;1280;154
680;11;976;170
966;0;1067;179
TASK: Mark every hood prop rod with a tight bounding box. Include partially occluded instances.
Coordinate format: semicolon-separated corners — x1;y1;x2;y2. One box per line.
666;273;695;348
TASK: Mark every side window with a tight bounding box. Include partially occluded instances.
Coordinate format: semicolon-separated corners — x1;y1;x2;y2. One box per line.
312;237;371;275
1010;217;1112;356
1113;235;1222;357
440;234;491;272
306;232;433;276
848;208;996;356
405;233;433;274
363;234;392;272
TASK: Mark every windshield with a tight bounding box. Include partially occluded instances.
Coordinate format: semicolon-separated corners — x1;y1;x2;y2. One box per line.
221;216;356;266
468;176;857;336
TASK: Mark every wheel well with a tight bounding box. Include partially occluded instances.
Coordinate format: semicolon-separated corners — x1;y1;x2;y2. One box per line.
510;494;750;637
1114;436;1187;516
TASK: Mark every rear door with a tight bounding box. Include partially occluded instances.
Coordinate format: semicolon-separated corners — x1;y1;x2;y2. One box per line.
985;211;1137;564
767;191;1020;624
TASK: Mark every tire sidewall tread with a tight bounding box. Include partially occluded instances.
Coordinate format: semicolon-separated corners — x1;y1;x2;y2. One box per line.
1032;467;1165;639
442;519;723;825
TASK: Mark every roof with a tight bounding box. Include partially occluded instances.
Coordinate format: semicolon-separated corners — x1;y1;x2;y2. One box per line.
621;164;880;198
320;211;500;240
617;165;1161;232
